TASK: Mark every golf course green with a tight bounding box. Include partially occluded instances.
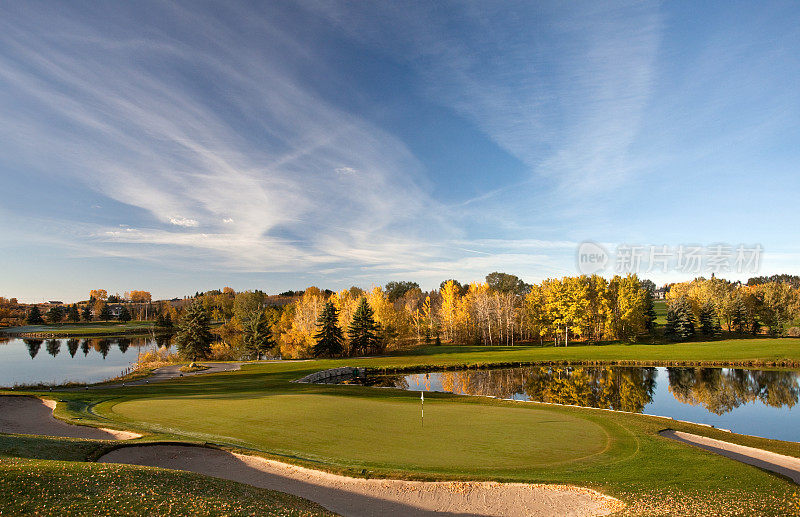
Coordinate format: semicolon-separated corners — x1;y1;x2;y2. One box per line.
6;339;800;514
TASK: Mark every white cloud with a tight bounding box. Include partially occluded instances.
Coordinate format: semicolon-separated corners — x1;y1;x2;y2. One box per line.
169;217;199;228
0;3;451;274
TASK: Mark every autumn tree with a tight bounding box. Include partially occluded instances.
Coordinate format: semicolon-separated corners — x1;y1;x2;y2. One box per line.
312;301;344;358
174;301;214;362
89;289;108;302
385;281;420;302
127;291;152;303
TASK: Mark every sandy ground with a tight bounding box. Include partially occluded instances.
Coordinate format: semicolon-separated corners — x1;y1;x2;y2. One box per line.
100;444;623;517
97;362;244;389
0;396;140;440
661;429;800;484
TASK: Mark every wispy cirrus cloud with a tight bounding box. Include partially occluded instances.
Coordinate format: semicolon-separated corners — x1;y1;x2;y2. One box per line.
0;2;453;274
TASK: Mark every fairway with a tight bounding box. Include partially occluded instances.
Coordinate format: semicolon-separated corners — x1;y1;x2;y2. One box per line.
110;394;610;471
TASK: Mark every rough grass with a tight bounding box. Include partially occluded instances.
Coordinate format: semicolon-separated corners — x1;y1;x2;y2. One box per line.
0;434;336;516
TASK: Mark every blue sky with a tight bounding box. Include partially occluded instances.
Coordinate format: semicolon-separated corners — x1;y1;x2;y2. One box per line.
2;1;799;302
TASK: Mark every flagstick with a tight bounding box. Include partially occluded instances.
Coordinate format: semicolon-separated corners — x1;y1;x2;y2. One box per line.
421;390;424;428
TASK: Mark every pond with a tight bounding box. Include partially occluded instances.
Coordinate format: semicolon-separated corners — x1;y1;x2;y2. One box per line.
0;335;174;387
370;366;800;442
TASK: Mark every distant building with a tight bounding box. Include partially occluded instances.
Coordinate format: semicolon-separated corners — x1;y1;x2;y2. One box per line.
48;300;63;305
654;288;667;300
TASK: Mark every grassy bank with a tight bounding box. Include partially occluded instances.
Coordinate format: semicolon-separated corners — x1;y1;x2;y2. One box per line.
0;321;167;338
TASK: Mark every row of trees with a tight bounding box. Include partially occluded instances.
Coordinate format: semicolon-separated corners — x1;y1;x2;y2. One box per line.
263;273;654;358
664;277;800;341
26;303;128;325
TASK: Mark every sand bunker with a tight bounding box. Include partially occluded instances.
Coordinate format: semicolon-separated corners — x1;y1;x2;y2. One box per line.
100;444;622;516
0;396;140;440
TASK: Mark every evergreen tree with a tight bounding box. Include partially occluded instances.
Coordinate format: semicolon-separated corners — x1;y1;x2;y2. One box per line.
347;297;381;356
699;301;718;337
731;296;748;333
45;306;64;324
642;288;657;333
665;296;696;342
81;305;93;322
163;312;173;328
99;304;112;322
242;309;276;359
67;304;80;323
312;301;344;358
174;301;214;362
26;306;44;325
118;306;132;322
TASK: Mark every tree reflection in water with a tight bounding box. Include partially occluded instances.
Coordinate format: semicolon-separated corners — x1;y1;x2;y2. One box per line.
384;366;800;415
667;367;800;415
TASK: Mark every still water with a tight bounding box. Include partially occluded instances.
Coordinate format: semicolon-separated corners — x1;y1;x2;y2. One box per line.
0;336;174;387
376;366;800;442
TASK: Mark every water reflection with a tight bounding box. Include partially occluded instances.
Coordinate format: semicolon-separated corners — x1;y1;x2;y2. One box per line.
24;339;43;359
667;367;799;415
382;366;800;415
0;335;176;387
67;338;79;357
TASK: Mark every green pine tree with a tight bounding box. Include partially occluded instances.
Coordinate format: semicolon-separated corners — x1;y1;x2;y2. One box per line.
26;306;44;325
45;306;64;324
312;301;344;358
698;301;717;337
118;306;132;322
81;305;93;322
174;301;214;362
242;309;276;359
99;304;112;322
67;304;80;323
347;297;381;356
665;296;696;342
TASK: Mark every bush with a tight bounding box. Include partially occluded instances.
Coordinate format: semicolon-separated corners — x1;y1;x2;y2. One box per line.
786;327;800;337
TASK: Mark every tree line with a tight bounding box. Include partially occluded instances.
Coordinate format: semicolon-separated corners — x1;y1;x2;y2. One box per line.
663;276;800;341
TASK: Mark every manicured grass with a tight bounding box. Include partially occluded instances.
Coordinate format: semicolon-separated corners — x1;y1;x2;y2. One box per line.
0;434;335;516
1;321;160;337
653;299;667;325
9;339;800;515
376;338;800;367
110;393;610;473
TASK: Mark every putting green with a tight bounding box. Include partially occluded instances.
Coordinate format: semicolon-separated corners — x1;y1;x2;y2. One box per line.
111;394;610;472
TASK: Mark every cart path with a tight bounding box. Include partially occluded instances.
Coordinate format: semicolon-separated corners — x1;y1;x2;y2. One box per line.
660;429;800;484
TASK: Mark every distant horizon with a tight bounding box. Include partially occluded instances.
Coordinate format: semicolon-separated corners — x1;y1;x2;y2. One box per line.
12;271;795;306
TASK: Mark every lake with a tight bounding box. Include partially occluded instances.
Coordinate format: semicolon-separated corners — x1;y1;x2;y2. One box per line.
0;335;174;387
371;366;800;442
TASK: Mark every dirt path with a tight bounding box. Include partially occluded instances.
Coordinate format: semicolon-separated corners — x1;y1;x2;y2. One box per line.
99;444;622;517
97;362;244;389
660;430;800;484
0;396;140;440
